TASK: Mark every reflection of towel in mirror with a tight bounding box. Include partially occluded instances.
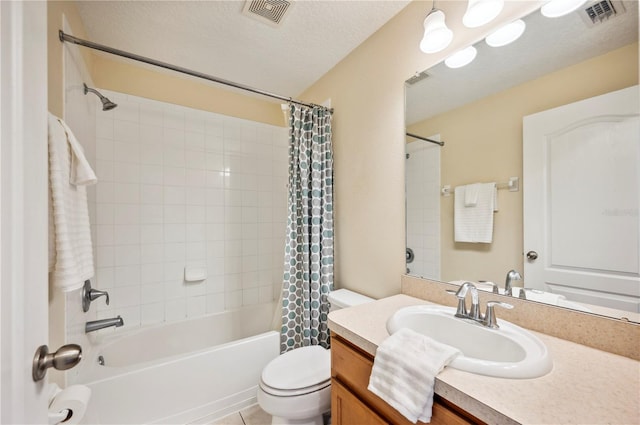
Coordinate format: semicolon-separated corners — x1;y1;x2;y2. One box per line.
455;183;496;243
368;328;460;423
464;183;480;207
48;113;97;291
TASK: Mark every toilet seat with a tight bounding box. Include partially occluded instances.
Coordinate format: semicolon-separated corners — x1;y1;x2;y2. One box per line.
259;346;331;397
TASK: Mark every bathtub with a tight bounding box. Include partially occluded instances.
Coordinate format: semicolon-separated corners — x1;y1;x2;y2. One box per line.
77;302;280;425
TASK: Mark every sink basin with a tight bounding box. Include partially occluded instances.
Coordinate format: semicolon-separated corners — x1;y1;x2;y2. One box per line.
386;305;552;379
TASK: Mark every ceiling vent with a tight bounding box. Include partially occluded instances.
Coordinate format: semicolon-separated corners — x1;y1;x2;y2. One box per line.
242;0;292;28
579;0;626;26
407;71;431;85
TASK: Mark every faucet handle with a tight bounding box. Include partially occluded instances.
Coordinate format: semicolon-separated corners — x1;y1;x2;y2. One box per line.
446;288;468;317
479;281;499;294
82;280;110;312
483;301;514;329
89;288;110;305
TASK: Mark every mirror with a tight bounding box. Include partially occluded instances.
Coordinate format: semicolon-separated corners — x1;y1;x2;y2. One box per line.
405;1;639;321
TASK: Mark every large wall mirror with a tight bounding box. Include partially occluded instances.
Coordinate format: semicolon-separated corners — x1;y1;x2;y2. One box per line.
405;1;639;321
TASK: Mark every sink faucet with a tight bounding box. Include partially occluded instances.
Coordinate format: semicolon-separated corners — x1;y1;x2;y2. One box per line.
504;269;522;296
451;282;481;321
85;316;124;333
447;283;514;329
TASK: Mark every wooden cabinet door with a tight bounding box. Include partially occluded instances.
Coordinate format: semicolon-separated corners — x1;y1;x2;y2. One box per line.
332;379;389;425
331;334;484;425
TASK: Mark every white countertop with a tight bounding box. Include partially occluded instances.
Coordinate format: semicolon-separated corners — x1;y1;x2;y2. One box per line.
328;294;640;425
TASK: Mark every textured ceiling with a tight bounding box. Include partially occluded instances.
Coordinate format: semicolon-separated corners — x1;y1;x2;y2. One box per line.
406;0;639;125
75;0;411;99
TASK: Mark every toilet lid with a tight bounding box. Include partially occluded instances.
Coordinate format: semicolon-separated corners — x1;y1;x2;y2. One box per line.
261;346;331;391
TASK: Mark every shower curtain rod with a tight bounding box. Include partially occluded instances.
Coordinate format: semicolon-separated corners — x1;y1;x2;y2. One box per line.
59;31;333;113
406;132;445;146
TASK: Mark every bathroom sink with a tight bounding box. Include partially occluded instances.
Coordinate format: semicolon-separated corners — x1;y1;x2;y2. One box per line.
386;305;552;379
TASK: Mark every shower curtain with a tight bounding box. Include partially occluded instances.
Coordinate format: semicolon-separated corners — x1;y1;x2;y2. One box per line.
280;104;334;353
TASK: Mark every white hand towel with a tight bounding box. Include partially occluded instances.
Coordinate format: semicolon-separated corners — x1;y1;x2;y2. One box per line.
367;328;460;424
48;113;96;291
464;183;480;207
454;182;496;243
56;118;97;186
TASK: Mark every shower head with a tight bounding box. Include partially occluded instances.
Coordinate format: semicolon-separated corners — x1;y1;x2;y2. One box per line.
83;83;117;111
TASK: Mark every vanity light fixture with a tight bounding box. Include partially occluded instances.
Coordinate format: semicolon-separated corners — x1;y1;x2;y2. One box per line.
419;3;453;54
462;0;504;28
485;19;526;47
541;0;588;17
445;46;478;69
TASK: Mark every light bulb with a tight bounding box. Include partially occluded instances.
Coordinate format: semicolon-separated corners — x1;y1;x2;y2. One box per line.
541;0;588;18
485;19;526;47
445;46;478;69
463;0;504;28
420;9;453;54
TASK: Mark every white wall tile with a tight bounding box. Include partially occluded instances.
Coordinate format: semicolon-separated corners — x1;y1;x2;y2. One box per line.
164;167;185;186
91;92;287;329
114;265;141;287
115;245;141;266
140;143;163;165
165;298;186;322
141;245;164;265
140;106;163;127
164;243;186;262
141;302;164;325
186;187;206;206
113;183;140;204
187;296;206;318
141;224;164;244
113;225;140;245
140;184;163;204
114;121;140;144
140;125;163;145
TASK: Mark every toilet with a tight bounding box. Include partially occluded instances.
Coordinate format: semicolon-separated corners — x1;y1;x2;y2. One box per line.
257;289;374;425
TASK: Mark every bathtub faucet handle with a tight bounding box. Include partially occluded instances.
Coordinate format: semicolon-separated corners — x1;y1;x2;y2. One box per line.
82;280;110;312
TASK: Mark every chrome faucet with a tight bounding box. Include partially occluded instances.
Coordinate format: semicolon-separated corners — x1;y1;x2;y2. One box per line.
85;316;124;333
479;280;500;294
447;283;514;329
504;269;522;296
452;281;481;321
82;280;110;312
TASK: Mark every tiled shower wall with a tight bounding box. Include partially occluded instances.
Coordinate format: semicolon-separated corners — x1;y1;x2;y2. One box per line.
405;140;441;280
92;90;288;328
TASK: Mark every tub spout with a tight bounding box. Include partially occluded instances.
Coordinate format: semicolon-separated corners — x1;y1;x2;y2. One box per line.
85;316;124;333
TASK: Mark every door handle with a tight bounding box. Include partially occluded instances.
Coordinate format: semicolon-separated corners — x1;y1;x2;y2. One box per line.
526;250;538;261
32;344;82;382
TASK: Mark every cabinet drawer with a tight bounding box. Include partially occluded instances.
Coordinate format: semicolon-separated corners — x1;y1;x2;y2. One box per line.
331;333;484;425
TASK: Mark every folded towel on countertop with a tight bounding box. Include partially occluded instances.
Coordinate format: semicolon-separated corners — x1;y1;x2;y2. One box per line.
368;328;461;423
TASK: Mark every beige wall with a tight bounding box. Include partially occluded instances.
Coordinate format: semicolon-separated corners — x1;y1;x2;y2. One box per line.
47;1;284;126
92;56;284;127
299;1;543;298
48;0;94;117
408;42;639;285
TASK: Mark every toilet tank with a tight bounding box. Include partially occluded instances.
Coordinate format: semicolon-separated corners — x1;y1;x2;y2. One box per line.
327;289;374;312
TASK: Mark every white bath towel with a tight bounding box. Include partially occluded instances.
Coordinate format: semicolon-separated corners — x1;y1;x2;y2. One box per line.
368;328;460;423
454;183;496;243
48;113;96;291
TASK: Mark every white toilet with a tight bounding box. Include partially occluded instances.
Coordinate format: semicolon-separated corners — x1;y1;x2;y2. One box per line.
257;289;374;425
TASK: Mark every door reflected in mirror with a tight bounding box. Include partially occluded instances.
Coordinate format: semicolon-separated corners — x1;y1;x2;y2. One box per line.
405;1;639;321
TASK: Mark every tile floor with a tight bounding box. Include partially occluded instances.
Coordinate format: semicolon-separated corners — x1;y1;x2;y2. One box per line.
210;404;272;425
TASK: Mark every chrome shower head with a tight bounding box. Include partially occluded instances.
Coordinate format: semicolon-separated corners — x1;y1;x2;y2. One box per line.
83;83;117;111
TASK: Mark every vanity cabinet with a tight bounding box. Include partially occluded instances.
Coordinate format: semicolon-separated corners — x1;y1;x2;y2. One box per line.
330;334;485;425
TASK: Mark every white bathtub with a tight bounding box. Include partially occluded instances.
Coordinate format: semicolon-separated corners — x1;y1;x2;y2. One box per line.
77;302;280;425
